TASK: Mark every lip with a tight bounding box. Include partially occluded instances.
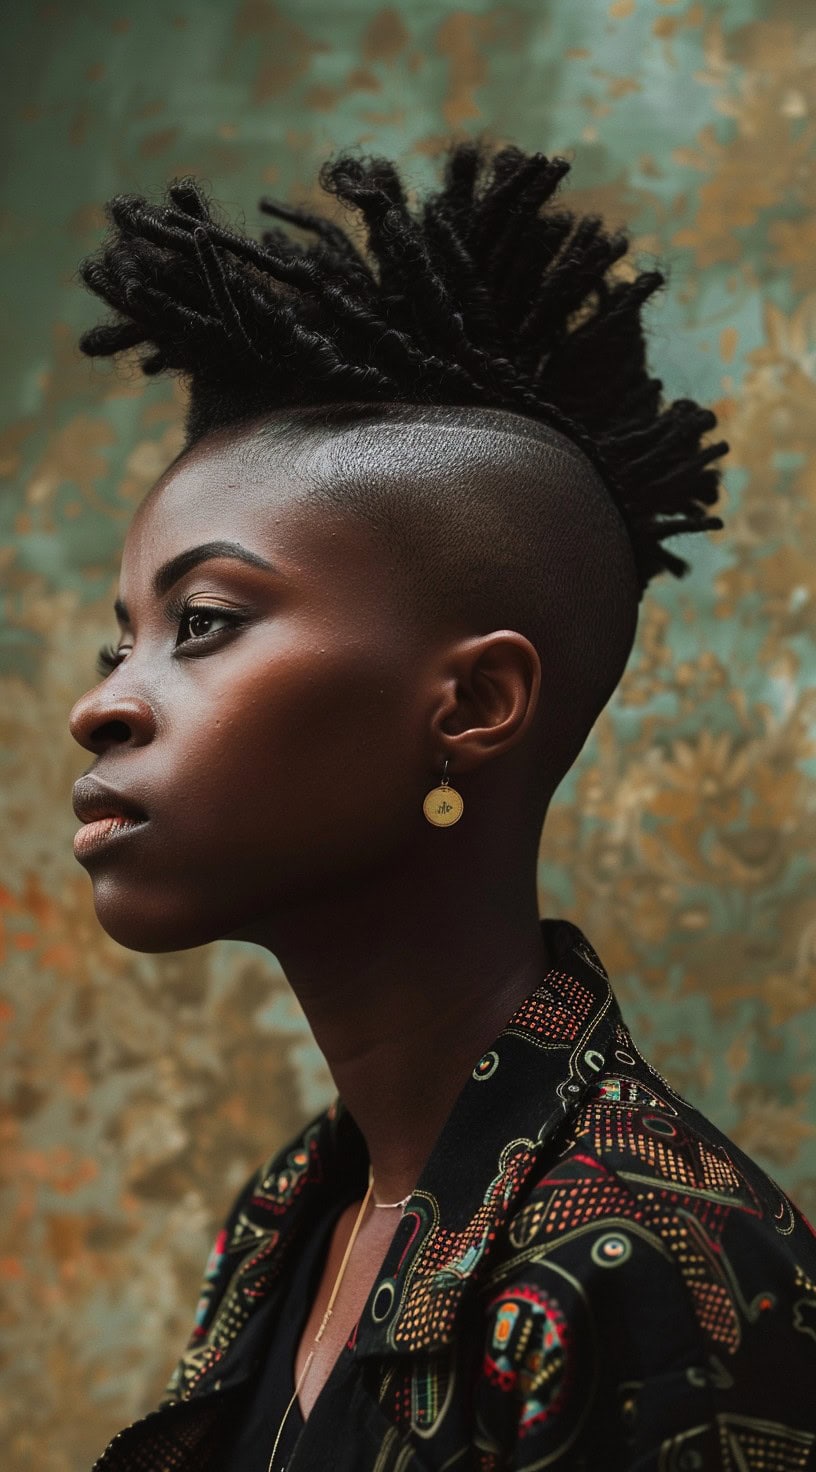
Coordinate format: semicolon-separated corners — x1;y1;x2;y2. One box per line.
73;814;147;862
72;774;148;826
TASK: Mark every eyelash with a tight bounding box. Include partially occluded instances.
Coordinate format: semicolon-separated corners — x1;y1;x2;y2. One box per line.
95;595;247;679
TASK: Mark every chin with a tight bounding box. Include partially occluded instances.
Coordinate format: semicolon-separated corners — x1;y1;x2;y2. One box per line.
90;878;228;954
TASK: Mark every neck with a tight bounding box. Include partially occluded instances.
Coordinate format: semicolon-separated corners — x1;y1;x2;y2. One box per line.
238;841;550;1206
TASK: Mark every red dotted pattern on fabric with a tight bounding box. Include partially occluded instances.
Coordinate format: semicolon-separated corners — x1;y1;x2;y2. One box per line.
508;972;595;1045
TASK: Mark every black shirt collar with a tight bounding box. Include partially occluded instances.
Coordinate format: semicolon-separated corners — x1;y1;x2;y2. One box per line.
168;915;624;1396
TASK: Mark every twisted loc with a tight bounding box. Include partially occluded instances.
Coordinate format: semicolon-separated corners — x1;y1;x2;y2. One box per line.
76;141;728;599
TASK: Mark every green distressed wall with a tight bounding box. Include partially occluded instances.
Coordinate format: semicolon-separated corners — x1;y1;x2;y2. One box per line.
2;1;815;1465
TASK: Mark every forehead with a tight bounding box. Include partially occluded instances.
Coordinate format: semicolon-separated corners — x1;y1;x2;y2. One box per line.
128;428;309;543
120;406;595;600
121;424;382;590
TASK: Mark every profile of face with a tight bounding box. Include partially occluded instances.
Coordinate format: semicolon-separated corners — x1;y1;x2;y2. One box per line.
69;423;455;954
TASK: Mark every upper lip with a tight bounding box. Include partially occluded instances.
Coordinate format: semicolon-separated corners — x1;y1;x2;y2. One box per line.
72;775;148;826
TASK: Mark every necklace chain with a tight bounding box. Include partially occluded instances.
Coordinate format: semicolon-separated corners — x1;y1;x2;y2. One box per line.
267;1168;409;1472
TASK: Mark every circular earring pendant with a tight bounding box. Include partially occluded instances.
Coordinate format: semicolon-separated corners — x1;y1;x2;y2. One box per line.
423;761;464;827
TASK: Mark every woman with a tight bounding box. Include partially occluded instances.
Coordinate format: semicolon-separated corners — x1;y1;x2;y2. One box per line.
69;144;816;1471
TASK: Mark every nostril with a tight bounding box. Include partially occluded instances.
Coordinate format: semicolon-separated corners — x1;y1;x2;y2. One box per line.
92;719;133;745
69;693;155;753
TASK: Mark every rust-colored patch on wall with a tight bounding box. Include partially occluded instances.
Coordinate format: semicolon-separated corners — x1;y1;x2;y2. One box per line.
139;127;181;160
436;12;489;127
362;6;410;64
232;0;330;103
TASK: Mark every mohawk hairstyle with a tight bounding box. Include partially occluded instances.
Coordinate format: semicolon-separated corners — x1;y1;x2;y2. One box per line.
77;141;727;602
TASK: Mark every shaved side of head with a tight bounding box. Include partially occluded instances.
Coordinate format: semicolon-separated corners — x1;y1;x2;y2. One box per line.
197;402;640;807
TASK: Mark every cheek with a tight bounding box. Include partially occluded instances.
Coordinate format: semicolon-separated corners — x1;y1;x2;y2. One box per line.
171;646;422;855
82;650;424;951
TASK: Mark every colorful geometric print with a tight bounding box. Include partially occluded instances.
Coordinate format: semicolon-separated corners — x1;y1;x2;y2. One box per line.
164;1225;285;1400
584;1078;752;1203
477;1089;777;1367
505;969;596;1048
409;1355;454;1439
235;1129;322;1239
371;932;816;1466
388;1139;539;1352
483;1284;570;1435
164;1114;328;1400
652;1416;816;1471
562;1082;778;1356
89;917;816;1472
192;1228;228;1331
719;1415;814;1471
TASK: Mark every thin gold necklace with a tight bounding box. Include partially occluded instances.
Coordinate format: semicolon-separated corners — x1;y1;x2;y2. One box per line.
266;1170;376;1472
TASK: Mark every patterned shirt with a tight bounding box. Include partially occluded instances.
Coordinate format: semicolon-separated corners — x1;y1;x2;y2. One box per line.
90;917;816;1471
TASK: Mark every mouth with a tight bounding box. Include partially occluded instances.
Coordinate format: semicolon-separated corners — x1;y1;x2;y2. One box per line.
72;775;149;864
73;814;148;862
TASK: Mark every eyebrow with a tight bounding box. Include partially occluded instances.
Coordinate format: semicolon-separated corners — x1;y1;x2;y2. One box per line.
113;540;278;625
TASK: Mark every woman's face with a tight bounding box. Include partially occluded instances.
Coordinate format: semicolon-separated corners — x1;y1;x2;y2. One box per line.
69;425;436;953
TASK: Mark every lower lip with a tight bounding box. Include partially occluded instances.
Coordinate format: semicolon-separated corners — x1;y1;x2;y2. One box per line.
73;816;147;860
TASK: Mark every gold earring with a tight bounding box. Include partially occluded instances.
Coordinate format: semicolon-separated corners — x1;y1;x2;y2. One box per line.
422;758;464;827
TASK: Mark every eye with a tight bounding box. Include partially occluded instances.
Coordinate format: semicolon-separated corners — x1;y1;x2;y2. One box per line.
93;600;247;679
175;603;242;647
95;643;128;679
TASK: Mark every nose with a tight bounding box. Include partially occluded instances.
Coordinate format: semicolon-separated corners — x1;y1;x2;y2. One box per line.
69;686;156;754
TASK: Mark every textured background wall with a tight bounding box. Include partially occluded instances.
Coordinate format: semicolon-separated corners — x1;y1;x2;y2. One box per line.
2;1;815;1466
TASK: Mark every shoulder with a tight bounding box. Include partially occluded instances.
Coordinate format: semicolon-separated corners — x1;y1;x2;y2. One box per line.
162;1105;334;1403
205;1104;332;1263
473;1065;816;1468
501;1059;816;1329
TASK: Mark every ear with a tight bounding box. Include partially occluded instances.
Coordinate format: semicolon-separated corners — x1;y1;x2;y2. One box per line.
430;630;541;775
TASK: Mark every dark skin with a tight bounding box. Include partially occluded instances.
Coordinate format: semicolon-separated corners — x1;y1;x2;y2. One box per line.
69;414;553;1417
